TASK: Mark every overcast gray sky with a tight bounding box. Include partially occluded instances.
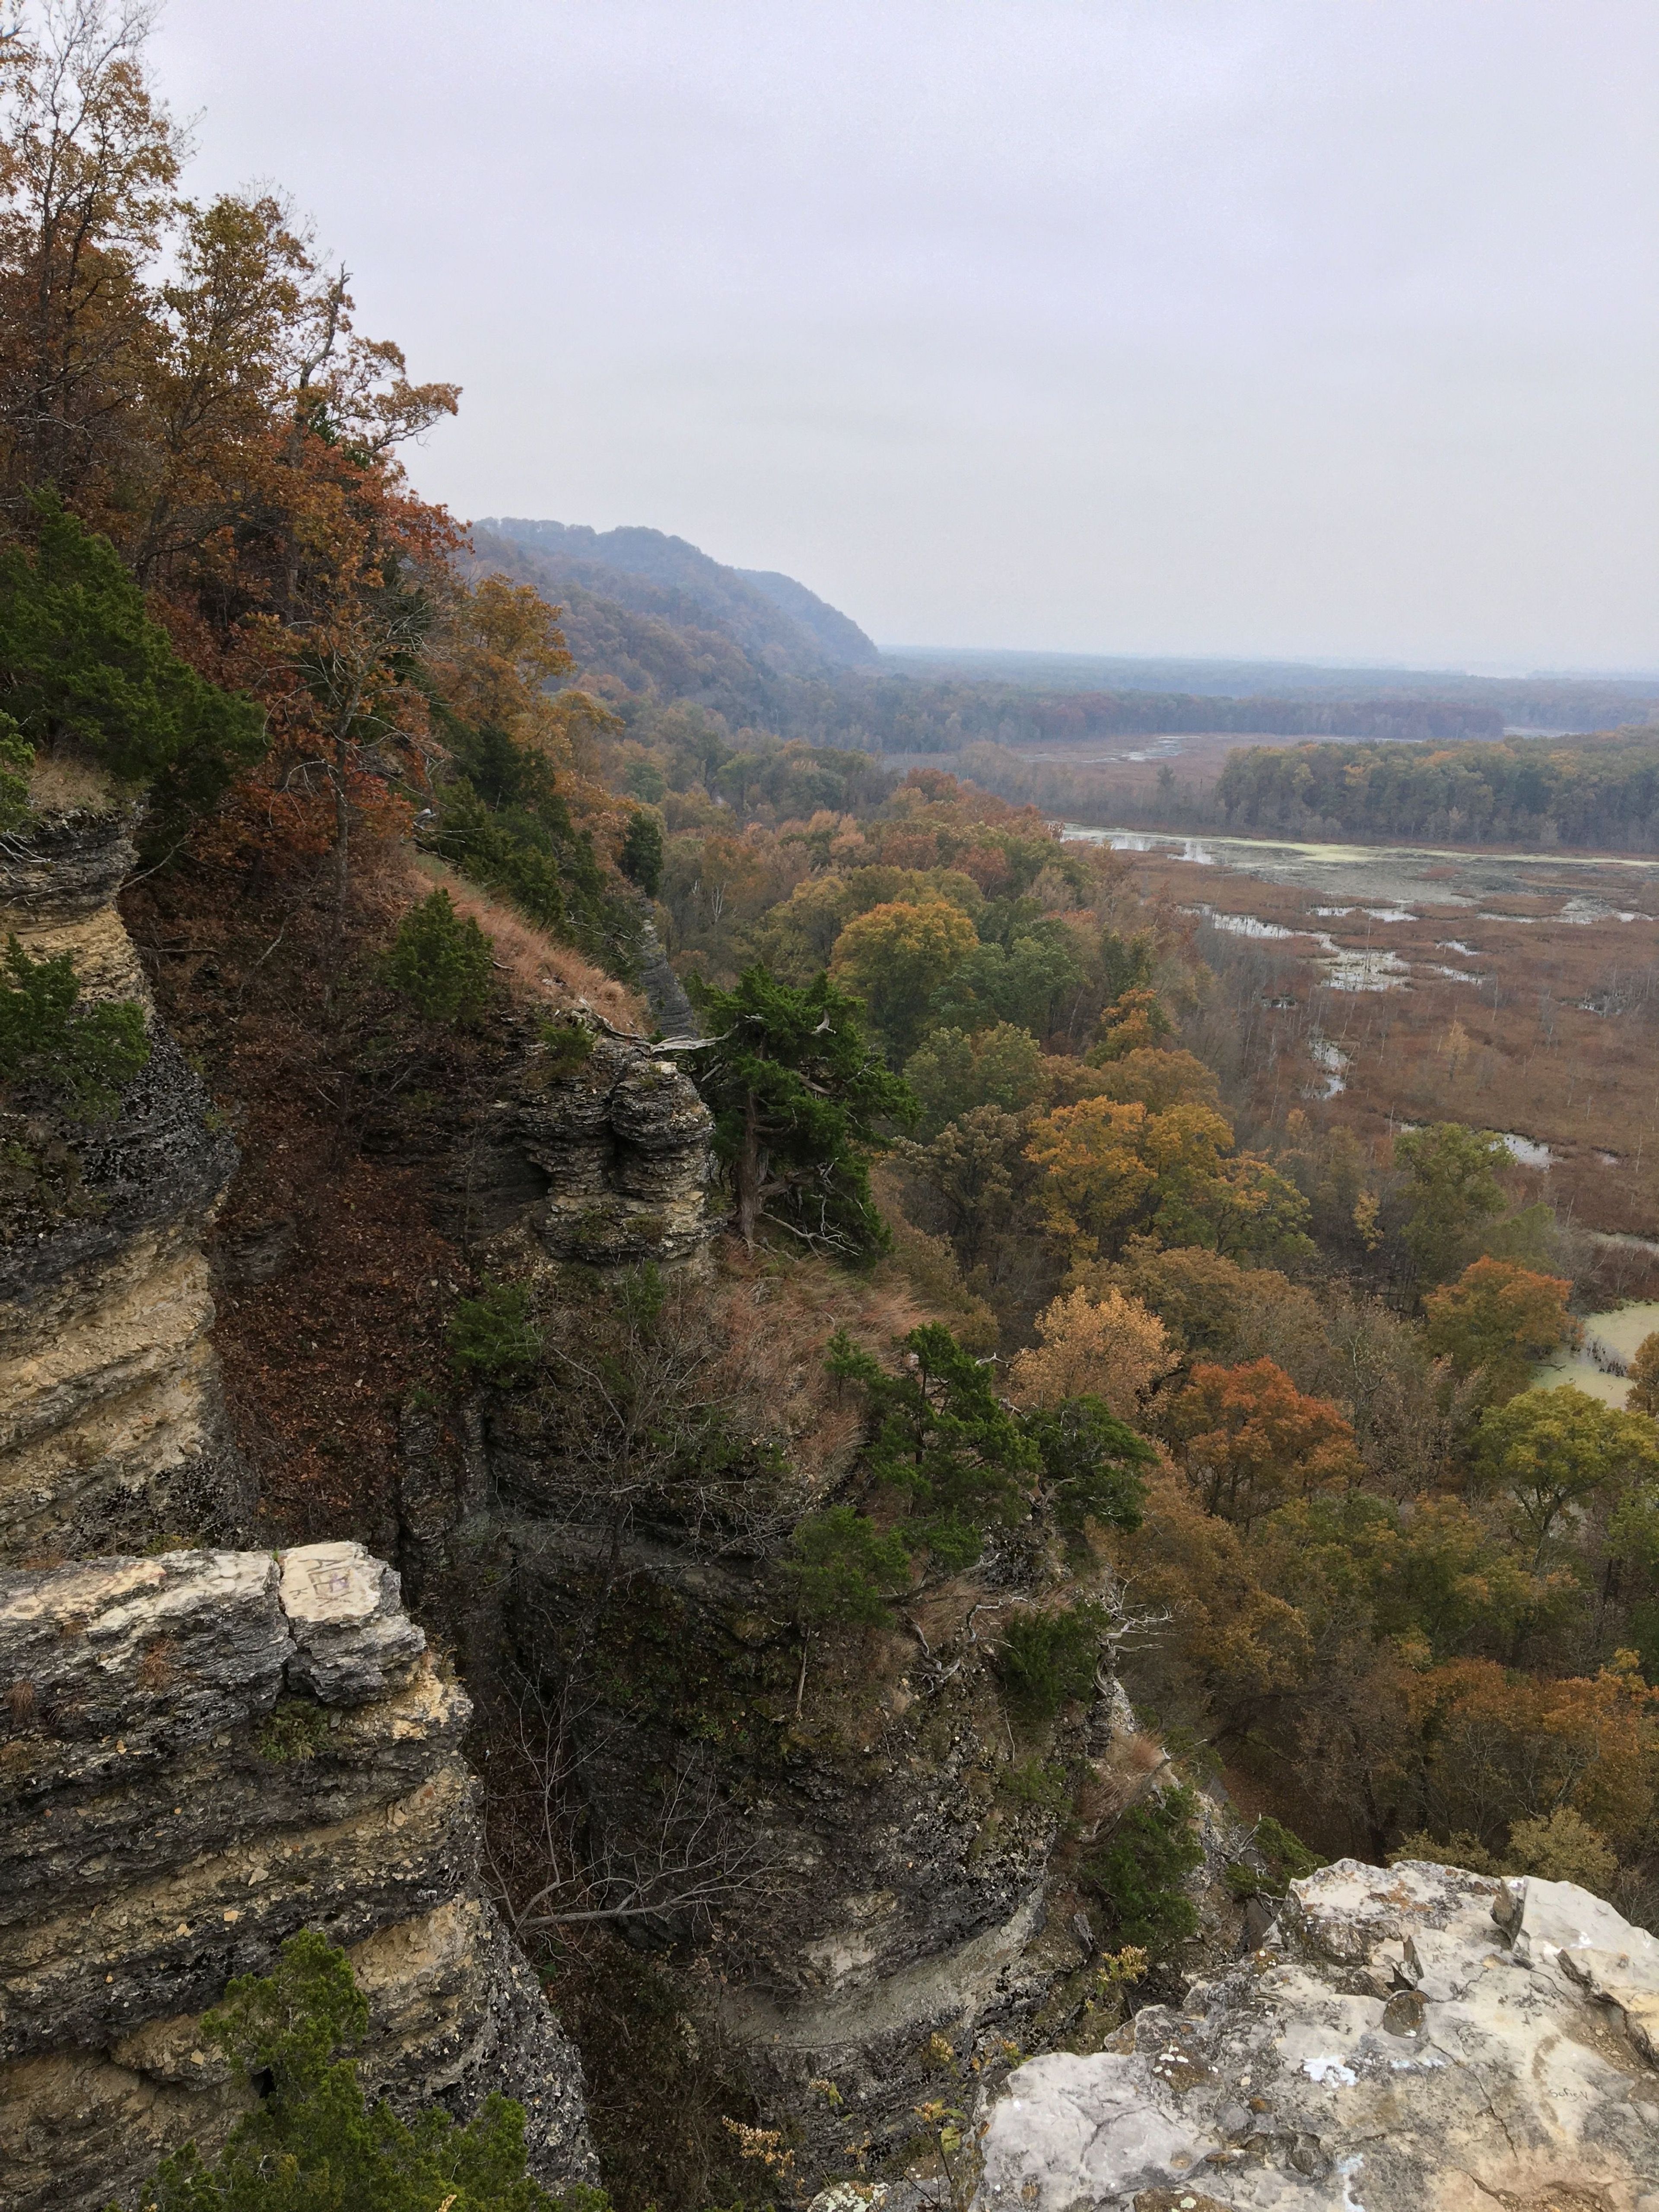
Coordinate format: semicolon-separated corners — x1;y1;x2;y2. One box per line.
151;1;1658;671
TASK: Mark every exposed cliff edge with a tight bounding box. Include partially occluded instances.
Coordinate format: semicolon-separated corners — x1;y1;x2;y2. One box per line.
480;1513;1156;2184
0;796;243;1566
509;1020;714;1270
0;802;596;2209
966;1858;1659;2211
0;1539;594;2212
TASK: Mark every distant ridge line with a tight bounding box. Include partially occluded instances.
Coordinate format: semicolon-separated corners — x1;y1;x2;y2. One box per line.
476;517;880;673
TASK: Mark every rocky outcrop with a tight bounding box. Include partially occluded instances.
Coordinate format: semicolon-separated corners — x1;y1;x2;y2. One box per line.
0;792;152;1007
0;798;599;2206
970;1857;1659;2211
493;1526;1100;2181
634;908;698;1038
0;801;242;1565
0;1540;594;2212
515;1021;714;1268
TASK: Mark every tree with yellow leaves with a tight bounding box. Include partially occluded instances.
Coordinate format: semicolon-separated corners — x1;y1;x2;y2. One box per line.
1008;1285;1176;1420
829;895;978;1061
1024;1093;1310;1265
1088;986;1173;1061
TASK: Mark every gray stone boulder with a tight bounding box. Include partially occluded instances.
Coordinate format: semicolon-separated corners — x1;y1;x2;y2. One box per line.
0;1542;593;2212
516;1023;715;1267
280;1540;427;1703
970;1857;1659;2210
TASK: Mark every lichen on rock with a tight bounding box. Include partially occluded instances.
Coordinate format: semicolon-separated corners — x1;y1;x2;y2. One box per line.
965;1856;1659;2211
516;1020;715;1268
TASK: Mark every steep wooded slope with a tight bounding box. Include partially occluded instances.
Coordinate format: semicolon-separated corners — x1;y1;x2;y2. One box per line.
477;519;879;675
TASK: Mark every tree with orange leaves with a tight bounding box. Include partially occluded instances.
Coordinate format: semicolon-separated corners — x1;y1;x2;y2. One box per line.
1626;1332;1659;1418
1105;1466;1315;1739
1424;1255;1575;1403
1166;1357;1361;1530
1401;1651;1659;1864
0;0;181;517
0;5;464;902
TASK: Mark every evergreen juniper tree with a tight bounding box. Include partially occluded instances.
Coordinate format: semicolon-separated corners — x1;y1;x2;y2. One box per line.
688;963;914;1254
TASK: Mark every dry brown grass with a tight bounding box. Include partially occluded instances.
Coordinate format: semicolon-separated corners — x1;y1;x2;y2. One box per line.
1067;1728;1168;1843
29;752;114;811
404;854;648;1030
709;1242;941;1497
1123;849;1659;1246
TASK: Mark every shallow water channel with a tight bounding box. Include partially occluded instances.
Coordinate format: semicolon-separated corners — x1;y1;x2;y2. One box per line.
1061;823;1659;914
1533;1302;1659;1408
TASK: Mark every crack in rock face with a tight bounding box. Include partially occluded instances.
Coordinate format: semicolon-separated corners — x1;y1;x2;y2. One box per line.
516;1028;716;1268
0;1542;594;2212
0;789;598;2211
964;1859;1659;2211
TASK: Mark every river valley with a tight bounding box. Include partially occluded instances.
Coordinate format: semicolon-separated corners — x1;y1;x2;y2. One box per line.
1062;820;1659;1345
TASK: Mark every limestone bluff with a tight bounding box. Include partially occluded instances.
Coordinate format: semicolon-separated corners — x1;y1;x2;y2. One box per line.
0;791;594;2212
960;1856;1659;2211
6;738;1659;2212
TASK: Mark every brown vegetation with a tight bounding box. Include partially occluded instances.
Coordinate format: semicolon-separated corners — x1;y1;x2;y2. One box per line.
125;861;470;1543
1113;844;1659;1259
409;855;647;1029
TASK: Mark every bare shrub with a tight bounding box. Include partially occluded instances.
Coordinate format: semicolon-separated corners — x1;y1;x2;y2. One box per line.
481;1627;773;1943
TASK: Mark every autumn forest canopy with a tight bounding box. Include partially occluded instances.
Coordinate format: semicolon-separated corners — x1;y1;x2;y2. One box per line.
11;7;1659;2206
1215;730;1659;851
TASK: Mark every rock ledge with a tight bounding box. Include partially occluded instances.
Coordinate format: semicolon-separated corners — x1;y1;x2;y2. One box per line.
971;1858;1659;2211
0;1542;592;2212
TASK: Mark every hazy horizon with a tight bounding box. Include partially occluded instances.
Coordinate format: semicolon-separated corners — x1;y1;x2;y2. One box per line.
153;3;1659;672
864;645;1659;684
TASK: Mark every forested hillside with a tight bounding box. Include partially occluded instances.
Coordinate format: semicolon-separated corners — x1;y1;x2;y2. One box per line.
471;525;1513;756
9;10;1659;2210
1219;729;1659;848
478;516;880;673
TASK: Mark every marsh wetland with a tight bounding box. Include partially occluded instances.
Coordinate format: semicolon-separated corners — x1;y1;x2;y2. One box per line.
1063;821;1659;1331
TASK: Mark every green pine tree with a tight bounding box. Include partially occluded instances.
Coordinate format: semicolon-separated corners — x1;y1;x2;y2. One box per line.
688;963;914;1255
386;890;496;1026
126;1929;591;2212
827;1321;1038;1569
0;935;149;1118
0;495;265;835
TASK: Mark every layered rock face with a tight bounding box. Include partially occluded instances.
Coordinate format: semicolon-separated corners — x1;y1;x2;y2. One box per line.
972;1858;1659;2211
0;1540;593;2212
0;799;242;1566
516;1023;714;1268
0;794;153;1005
0;794;597;2206
494;1526;1094;2179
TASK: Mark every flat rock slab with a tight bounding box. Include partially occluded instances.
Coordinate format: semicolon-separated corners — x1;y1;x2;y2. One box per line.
279;1541;426;1704
972;1859;1659;2211
0;1551;289;1745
